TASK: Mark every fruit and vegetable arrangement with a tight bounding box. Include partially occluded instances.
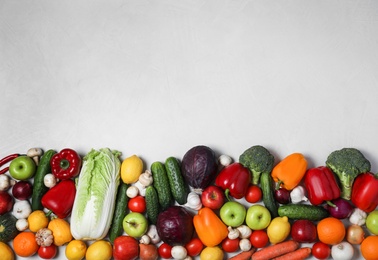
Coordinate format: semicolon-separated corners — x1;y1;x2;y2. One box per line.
0;145;378;260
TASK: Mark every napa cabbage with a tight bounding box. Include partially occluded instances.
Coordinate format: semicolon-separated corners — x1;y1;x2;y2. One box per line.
70;148;121;240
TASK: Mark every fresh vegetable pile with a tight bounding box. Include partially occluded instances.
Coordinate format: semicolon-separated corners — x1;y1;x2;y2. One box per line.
0;145;378;260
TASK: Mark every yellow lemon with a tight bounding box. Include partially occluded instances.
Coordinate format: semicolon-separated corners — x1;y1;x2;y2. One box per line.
65;240;87;260
85;240;112;260
200;246;224;260
267;216;291;244
0;242;14;260
27;210;49;232
121;155;144;184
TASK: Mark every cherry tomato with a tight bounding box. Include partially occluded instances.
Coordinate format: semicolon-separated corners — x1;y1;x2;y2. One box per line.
249;230;269;248
312;241;331;260
245;184;262;203
221;237;240;253
185;237;204;257
158;242;172;259
38;244;58;259
128;195;146;213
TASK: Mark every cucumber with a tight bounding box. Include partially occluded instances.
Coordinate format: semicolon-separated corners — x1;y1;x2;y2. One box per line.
260;171;278;218
278;204;330;221
165;157;188;205
151;161;173;211
108;182;129;243
31;149;56;211
145;185;160;225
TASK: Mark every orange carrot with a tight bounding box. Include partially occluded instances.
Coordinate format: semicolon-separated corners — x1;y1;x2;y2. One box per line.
229;248;257;260
272;247;312;260
251;240;299;260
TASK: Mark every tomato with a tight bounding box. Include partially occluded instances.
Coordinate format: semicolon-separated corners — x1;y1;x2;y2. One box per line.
185;237;204;257
312;241;331;260
158;243;172;259
245;184;262;203
38;244;58;259
221;237;240;253
128;195;146;213
249;230;269;248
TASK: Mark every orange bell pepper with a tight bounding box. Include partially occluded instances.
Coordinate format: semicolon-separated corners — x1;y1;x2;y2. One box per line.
271;153;307;190
193;207;228;247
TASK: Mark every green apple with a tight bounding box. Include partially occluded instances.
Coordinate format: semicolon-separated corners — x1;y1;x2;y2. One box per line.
9;155;36;180
123;212;148;238
245;204;271;230
366;210;378;235
220;201;246;227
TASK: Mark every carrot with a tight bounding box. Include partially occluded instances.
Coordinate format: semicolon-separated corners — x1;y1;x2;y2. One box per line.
251;240;299;260
229;248;257;260
272;247;312;260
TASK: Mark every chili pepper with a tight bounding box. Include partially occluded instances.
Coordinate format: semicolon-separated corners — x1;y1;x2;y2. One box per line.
304;166;341;206
41;179;76;219
193;207;228;247
0;153;19;175
215;162;251;199
50;148;81;180
351;172;378;213
271;153;307;190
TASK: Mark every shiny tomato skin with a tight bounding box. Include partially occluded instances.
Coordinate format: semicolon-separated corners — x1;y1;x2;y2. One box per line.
158;243;172;259
312;241;331;259
221;237;240;253
249;230;269;248
245;184;262;203
38;244;58;259
128;195;146;213
185;237;204;257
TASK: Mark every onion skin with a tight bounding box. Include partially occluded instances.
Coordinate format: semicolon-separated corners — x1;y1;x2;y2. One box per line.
326;198;354;219
346;224;365;245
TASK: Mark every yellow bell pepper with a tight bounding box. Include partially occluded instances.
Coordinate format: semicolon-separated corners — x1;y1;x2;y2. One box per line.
271;153;307;190
193;207;228;247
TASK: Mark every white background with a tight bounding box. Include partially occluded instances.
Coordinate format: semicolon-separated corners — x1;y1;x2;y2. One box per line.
1;0;378;259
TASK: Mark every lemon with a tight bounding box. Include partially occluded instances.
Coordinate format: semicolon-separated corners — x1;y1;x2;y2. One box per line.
27;210;49;232
267;216;291;244
200;246;224;260
85;240;112;260
65;240;87;260
121;155;144;184
0;242;14;260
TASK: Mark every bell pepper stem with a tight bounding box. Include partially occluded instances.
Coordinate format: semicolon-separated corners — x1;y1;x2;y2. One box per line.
224;189;231;201
275;180;283;190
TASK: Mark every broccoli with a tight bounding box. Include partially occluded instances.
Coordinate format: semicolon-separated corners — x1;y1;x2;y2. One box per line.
325;147;371;200
239;145;275;185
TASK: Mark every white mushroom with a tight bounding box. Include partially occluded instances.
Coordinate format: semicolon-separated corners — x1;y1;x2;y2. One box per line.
26;148;43;165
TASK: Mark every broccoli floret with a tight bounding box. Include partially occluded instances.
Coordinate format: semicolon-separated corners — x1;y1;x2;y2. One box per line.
325;147;371;200
239;145;275;185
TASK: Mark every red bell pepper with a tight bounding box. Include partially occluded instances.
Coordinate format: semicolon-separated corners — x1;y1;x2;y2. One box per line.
304;166;341;206
41;179;76;218
351;172;378;213
215;162;251;199
50;148;82;180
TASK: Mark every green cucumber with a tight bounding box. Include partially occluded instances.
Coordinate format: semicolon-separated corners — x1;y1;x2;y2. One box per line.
260;171;278;218
145;185;160;225
278;204;330;221
151;161;173;211
165;157;188;205
108;182;129;243
31;149;56;211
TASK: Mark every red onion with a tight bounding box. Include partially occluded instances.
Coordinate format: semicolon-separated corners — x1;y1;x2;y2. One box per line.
326;198;354;219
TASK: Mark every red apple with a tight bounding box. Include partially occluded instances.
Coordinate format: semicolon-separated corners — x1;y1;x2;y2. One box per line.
113;235;139;260
201;185;225;210
0;191;13;215
291;219;317;243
